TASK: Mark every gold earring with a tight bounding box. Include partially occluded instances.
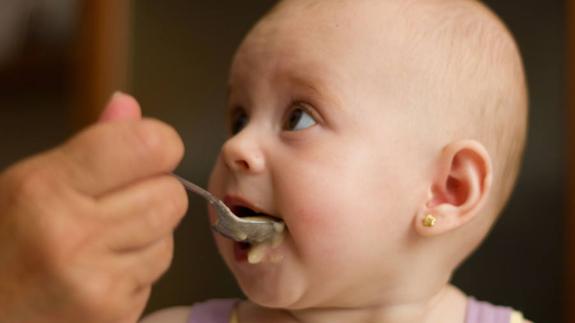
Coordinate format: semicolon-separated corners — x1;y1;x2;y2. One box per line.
422;214;437;227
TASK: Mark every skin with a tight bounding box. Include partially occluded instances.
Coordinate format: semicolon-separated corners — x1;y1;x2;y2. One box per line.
145;0;529;322
209;1;527;323
206;0;460;321
0;93;189;323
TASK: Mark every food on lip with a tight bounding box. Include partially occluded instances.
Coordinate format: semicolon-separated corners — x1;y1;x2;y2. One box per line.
224;196;286;263
272;221;285;235
246;221;285;264
247;242;267;264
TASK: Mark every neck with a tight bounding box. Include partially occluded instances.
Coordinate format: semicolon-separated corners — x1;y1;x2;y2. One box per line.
242;285;467;323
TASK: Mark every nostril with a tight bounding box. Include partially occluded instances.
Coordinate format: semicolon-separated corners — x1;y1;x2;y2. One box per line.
235;159;250;170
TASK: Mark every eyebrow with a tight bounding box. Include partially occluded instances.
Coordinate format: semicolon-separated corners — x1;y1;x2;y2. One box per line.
281;72;345;112
225;62;346;114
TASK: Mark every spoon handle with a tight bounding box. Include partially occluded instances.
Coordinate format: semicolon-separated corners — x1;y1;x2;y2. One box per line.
173;174;218;205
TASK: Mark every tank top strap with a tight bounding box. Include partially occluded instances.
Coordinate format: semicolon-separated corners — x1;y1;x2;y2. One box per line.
187;299;238;323
465;297;524;323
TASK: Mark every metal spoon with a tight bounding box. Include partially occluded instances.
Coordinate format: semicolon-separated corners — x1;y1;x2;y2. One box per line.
173;174;285;243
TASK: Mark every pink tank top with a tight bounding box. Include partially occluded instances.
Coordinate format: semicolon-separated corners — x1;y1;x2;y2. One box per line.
187;298;519;323
187;299;237;323
465;297;515;323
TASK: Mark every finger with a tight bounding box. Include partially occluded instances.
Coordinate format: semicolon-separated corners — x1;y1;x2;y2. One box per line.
56;118;185;196
99;175;188;251
126;287;152;323
98;92;142;123
109;286;151;323
124;236;175;289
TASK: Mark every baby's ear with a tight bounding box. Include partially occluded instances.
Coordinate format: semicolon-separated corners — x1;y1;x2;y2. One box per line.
414;140;493;237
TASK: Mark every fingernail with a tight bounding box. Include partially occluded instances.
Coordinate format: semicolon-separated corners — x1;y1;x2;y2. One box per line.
99;91;126;122
110;91;126;101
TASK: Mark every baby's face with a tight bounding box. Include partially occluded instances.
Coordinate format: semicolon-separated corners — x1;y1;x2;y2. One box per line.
208;1;433;309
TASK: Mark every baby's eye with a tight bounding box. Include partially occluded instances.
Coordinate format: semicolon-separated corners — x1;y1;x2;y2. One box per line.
230;109;248;135
284;103;317;131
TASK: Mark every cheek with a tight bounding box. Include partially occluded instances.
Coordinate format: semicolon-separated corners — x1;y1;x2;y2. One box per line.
274;147;415;259
208;157;226;195
207;159;230;242
274;156;379;250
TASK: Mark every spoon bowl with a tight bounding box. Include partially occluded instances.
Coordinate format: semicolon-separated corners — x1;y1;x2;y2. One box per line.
174;174;285;243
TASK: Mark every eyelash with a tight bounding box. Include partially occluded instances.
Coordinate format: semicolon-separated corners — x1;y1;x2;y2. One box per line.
228;102;319;135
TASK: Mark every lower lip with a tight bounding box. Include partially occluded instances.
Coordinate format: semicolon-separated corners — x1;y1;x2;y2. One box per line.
234;242;251;262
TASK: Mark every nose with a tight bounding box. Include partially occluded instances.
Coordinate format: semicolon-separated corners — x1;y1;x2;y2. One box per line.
220;130;266;173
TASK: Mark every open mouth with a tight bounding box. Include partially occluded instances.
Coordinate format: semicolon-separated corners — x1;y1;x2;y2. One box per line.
230;205;281;222
229;205;283;248
224;197;286;264
231;205;266;218
231;207;257;258
224;196;282;222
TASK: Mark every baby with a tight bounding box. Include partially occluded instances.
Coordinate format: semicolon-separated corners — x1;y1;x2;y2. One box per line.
144;0;530;322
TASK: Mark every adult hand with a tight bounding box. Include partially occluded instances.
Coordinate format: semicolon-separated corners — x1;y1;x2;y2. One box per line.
0;93;188;323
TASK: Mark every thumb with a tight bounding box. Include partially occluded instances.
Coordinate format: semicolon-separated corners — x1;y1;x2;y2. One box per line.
98;92;142;123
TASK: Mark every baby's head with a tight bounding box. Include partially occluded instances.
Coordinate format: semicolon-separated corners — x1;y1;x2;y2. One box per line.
208;0;527;310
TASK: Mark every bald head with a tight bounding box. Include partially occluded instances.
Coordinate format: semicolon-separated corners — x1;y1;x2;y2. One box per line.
236;0;527;215
397;0;528;212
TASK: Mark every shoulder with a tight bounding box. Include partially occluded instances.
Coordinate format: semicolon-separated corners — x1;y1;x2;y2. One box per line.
509;307;534;323
140;306;193;323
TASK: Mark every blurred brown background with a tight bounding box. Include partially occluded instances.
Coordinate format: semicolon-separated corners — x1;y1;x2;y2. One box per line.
0;1;568;322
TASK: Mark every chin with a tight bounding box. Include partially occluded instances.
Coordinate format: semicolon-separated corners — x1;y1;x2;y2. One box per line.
215;236;313;310
230;259;307;309
240;282;314;310
242;284;299;308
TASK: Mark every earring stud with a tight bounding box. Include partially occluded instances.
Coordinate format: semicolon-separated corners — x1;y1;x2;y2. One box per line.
422;214;437;227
